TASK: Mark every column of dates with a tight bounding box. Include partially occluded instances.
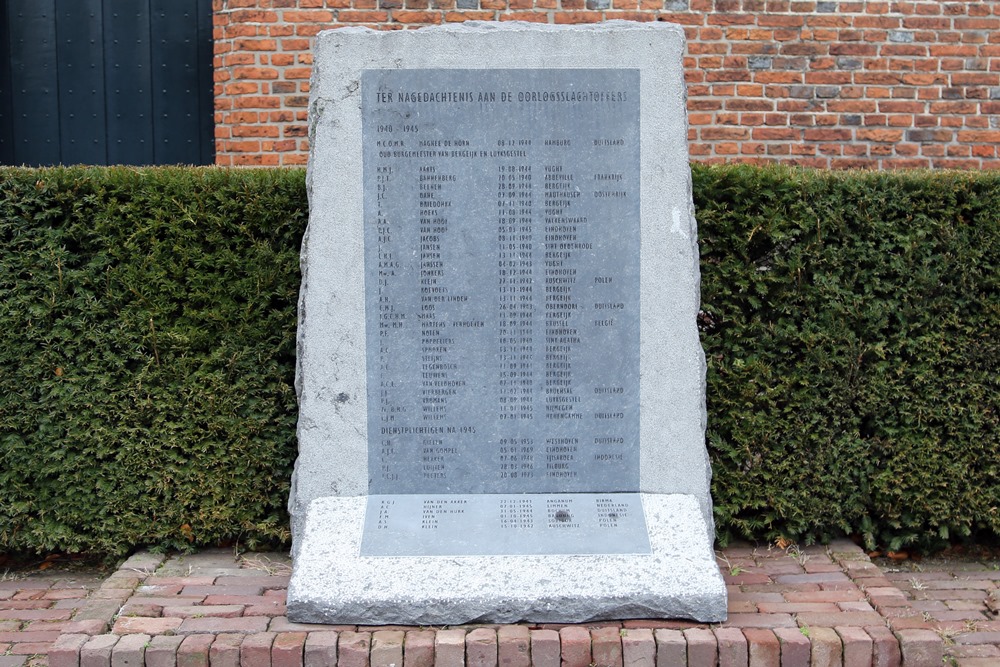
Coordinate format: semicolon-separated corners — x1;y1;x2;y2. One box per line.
496;159;536;483
496;162;535;423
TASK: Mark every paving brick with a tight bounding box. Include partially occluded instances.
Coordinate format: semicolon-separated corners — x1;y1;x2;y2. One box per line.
146;635;185;667
0;630;62;642
622;620;698;631
120;550;166;573
10;640;52;654
162;604;246;618
241;632;276;667
722;614;797;629
683;628;717;667
496;626;529;667
652;629;685;667
80;634;120;667
177;617;270;634
44;589;92;600
809;627;842;667
113;616;184;635
145;578;216;587
756;603;841;613
886;617;934;631
73;600;137;623
774;573;851;585
245;604;288;617
529;630;560;667
202;597;274;606
178;633;215;667
272;632;307;667
341;632;373;667
434;629;464;667
305;632;339;667
125;597;205;607
559;627;591;667
0;600;50;611
743;629;781;667
768;628;812;667
92;590;133;603
714;627;748;667
403;630;434;667
466;629;497;667
369;631;404;667
953;632;1000;645
590;627;622;667
112;633;151;667
0;581;55;591
26;620;77;635
181;586;265;598
834;626;872;667
269;618;338;633
796;611;886;627
0;657;26;667
136;585;185;596
210;633;245;667
895;629;942;667
620;628;654;667
101;575;142;590
0;609;72;621
214;577;290;588
784;591;864;603
864;626;901;667
49;633;91;667
948;645;1000;658
120;602;164;617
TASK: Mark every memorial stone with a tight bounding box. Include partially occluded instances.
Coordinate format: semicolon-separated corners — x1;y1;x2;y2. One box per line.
287;21;727;625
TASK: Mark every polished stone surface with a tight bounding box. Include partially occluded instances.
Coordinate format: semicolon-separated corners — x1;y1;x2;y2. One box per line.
360;493;650;556
363;68;642;496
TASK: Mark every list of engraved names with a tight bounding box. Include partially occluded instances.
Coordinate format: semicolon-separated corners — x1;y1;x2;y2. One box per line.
363;69;640;495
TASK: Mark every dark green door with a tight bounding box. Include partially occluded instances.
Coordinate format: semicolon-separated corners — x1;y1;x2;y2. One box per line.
0;0;214;166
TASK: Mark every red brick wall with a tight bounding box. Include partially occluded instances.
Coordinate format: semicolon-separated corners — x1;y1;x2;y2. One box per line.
213;0;1000;169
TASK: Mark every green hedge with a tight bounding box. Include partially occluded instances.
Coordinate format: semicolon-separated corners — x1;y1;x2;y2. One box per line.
0;165;997;556
696;166;999;551
0;167;305;555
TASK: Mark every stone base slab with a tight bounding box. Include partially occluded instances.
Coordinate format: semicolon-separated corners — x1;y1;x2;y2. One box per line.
286;493;727;625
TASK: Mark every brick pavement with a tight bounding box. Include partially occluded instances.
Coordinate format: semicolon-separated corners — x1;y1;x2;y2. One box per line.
0;542;995;666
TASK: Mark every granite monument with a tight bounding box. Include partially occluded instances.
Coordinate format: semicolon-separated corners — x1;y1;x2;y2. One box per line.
287;21;727;624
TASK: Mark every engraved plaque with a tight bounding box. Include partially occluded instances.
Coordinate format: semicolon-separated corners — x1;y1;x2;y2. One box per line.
362;493;651;556
364;69;641;495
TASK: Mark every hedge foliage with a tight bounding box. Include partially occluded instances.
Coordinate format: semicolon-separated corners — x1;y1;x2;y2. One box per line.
695;165;999;551
0;165;997;556
0;167;306;555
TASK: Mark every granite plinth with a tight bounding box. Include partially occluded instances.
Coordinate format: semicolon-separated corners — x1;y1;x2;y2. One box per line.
287;493;726;625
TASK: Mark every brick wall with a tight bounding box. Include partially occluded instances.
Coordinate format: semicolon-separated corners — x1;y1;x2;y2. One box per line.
213;0;1000;169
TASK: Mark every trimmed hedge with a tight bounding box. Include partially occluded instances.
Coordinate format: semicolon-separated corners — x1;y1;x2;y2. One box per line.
696;166;999;551
0;168;305;555
0;165;997;556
